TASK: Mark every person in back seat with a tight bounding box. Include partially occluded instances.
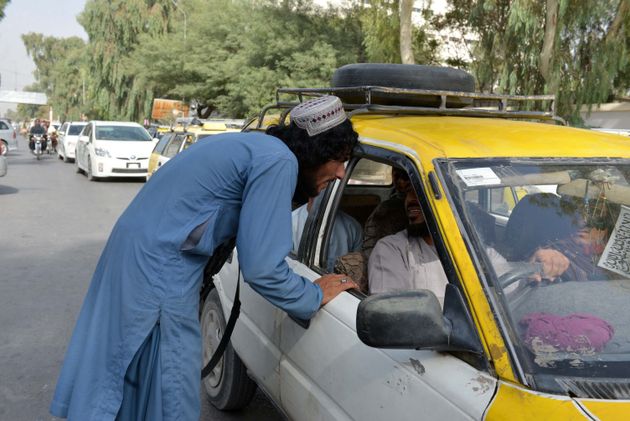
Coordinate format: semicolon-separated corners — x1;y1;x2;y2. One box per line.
292;194;363;271
362;167;410;257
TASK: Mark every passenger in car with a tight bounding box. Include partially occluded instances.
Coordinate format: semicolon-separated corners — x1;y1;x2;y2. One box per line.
292;194;363;271
362;167;410;257
368;189;450;305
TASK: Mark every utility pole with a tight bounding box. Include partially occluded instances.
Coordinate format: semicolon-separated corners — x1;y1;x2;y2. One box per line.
171;0;187;42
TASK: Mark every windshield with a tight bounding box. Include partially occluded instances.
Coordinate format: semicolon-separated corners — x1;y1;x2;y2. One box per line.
68;124;86;135
439;159;630;398
95;125;152;141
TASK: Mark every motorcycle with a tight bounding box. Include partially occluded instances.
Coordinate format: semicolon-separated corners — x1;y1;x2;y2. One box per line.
29;133;48;160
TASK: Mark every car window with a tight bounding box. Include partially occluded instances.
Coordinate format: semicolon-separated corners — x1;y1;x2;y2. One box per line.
0;121;8;130
60;123;68;134
440;159;630;393
69;124;86;136
163;134;185;158
154;133;173;155
95;125;152;141
348;159;393;185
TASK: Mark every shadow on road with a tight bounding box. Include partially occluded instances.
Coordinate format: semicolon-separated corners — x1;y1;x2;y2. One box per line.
0;184;19;195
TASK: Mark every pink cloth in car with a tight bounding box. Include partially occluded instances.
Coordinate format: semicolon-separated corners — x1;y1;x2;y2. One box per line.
520;313;614;353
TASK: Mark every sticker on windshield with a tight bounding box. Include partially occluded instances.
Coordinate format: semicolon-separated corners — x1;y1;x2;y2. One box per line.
598;205;630;278
456;167;501;187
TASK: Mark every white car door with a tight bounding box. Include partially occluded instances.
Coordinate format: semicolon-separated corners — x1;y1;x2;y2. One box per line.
276;155;496;421
215;251;285;400
76;125;90;170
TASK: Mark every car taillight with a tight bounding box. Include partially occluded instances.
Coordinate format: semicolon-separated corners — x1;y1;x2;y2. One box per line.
12;131;16;139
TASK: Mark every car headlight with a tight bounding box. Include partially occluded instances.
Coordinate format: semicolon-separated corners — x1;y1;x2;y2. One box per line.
94;147;111;157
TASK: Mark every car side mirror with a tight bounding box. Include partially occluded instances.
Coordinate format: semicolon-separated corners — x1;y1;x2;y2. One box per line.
356;284;483;354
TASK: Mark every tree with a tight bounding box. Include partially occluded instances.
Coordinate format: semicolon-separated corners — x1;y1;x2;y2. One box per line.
126;0;367;118
78;0;177;121
359;0;439;65
0;0;10;21
21;34;87;121
400;0;415;64
442;0;630;124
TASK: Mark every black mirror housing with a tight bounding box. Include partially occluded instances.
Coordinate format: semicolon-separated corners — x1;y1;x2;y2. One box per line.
356;285;483;354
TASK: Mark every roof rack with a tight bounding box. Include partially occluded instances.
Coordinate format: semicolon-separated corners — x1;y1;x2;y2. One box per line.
248;86;565;129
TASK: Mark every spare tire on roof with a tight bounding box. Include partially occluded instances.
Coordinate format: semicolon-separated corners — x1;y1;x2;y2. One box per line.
331;63;476;108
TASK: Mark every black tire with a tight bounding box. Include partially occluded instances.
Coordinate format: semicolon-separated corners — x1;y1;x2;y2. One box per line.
331;63;475;108
1;140;7;156
201;289;257;410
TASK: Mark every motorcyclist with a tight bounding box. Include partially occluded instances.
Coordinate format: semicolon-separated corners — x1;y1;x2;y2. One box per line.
29;119;48;152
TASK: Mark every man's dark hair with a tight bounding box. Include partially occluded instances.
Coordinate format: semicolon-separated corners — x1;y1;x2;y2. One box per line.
266;119;358;171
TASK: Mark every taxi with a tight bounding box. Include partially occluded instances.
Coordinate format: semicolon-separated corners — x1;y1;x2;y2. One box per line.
146;121;241;180
202;64;630;420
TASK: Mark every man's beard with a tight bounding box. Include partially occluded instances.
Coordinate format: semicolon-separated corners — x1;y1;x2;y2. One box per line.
293;168;319;205
407;223;430;238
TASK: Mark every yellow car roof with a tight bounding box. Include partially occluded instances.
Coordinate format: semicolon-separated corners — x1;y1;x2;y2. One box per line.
351;115;630;160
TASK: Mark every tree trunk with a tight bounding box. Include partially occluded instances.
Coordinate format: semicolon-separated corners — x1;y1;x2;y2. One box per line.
400;0;415;64
539;0;559;84
605;0;630;43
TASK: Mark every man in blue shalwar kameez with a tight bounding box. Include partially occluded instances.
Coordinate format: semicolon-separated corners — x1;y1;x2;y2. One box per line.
50;96;359;420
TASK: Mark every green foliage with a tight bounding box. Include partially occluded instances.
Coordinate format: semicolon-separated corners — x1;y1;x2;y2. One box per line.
126;0;367;118
443;0;630;123
78;0;176;120
21;34;87;121
0;0;9;21
359;0;439;64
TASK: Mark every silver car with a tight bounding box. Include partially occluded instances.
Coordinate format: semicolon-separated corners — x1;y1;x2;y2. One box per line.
0;118;18;155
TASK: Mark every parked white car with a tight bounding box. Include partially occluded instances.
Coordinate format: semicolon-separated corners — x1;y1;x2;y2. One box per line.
57;122;88;162
75;121;156;181
0;118;18;155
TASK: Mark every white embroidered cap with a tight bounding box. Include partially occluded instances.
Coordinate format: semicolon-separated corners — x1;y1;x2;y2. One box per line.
290;95;347;136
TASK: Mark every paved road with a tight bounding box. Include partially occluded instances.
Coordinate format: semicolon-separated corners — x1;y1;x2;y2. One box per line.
0;138;282;420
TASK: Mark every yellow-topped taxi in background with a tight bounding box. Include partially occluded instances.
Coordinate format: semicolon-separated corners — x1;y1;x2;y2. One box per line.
146;120;242;180
202;64;630;420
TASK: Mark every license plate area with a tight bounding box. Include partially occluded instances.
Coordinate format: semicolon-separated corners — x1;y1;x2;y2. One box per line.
127;162;140;169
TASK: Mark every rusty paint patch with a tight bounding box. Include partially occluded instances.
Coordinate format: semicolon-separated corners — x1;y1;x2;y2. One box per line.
408;358;425;376
488;343;506;361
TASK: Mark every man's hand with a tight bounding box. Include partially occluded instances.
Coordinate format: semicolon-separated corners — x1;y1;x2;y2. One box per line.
529;248;570;282
315;274;358;306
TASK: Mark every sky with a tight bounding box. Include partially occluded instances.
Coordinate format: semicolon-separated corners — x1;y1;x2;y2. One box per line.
0;0;88;114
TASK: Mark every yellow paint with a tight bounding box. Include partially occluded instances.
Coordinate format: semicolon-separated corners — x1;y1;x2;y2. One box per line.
486;382;587;420
351;114;630;384
351;115;630;160
577;399;630;420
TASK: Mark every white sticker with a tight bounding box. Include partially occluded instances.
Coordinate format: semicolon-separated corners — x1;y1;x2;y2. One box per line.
598;205;630;278
456;167;501;187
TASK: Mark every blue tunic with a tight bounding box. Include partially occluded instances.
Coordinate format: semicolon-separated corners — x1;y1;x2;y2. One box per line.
50;132;323;420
